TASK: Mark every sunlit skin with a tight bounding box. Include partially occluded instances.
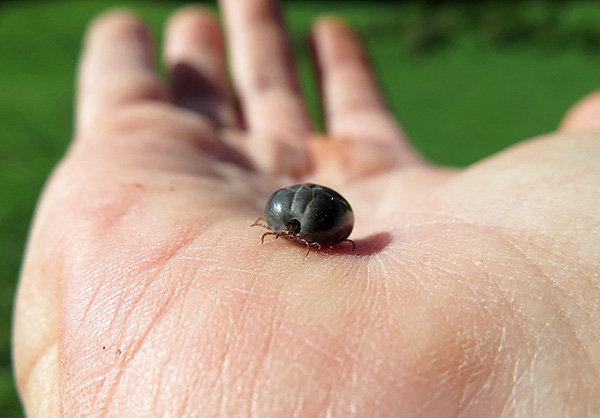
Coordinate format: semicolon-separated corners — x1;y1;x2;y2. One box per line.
13;1;600;417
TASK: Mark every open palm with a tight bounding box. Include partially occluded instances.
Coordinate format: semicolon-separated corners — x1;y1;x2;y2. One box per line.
14;1;600;417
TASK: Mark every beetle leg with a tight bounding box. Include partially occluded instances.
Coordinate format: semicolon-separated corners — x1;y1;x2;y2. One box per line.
313;242;322;255
324;246;333;254
343;239;356;252
297;237;311;257
260;231;278;243
251;218;268;229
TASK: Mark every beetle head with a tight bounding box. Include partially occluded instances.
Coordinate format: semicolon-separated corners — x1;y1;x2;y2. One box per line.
284;219;301;235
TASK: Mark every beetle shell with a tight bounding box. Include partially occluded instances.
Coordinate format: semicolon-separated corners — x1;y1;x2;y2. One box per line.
264;183;354;247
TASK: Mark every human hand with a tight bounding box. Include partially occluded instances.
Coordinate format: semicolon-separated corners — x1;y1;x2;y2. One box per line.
13;1;600;416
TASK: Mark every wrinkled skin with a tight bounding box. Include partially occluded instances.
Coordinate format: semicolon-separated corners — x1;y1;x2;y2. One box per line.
13;1;600;417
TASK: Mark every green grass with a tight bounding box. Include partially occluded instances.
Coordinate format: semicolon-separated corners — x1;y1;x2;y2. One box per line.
2;0;600;415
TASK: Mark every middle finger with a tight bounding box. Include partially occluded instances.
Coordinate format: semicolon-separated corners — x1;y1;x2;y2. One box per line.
220;0;312;137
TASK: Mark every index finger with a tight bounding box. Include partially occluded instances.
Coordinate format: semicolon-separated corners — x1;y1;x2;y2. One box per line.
76;11;168;136
312;18;422;166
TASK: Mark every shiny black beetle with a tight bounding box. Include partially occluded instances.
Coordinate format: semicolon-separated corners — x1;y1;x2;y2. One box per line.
252;183;355;255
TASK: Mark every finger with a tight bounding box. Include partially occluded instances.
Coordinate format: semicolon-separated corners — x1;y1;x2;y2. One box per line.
220;0;312;136
165;6;239;127
559;91;600;133
312;17;422;165
76;11;167;135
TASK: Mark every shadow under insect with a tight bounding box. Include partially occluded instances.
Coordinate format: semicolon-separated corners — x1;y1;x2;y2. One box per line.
250;217;354;256
251;218;391;257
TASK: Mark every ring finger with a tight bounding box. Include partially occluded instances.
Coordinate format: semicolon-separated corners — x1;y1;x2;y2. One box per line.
165;6;239;127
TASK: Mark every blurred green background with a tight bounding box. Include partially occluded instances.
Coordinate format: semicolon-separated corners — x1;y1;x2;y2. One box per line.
1;0;600;415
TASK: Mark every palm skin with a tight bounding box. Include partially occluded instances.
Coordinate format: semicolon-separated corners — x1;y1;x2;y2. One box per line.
13;2;600;417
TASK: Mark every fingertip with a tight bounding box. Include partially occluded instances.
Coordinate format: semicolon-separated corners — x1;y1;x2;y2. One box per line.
560;91;600;133
165;5;224;63
166;4;220;33
313;14;361;46
313;14;351;34
86;9;151;47
311;14;365;68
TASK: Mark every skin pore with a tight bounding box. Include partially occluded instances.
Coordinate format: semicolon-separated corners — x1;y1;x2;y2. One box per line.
12;1;600;417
